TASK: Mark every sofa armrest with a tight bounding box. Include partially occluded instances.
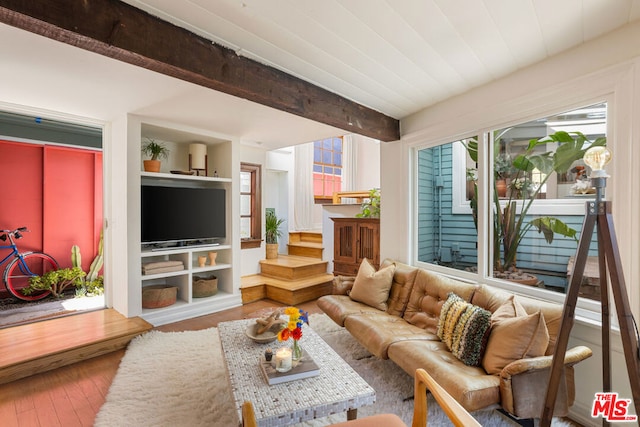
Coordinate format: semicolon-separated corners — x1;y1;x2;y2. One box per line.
498;345;592;418
500;345;593;380
333;275;356;295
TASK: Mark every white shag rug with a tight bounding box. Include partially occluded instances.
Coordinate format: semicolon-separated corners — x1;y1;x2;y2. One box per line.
95;313;572;427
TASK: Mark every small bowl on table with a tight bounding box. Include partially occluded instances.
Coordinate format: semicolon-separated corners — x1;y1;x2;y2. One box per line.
245;323;280;344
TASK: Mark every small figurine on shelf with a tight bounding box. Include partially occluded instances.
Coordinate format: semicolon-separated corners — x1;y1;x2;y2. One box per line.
213;170;219;178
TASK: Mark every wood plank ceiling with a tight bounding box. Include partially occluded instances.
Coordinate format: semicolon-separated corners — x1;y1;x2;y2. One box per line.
0;0;639;143
119;0;640;119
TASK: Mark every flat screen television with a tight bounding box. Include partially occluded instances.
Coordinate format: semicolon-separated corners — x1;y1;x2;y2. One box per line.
141;185;226;245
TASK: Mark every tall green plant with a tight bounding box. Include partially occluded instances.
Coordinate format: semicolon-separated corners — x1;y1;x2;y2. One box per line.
464;130;606;272
265;211;285;244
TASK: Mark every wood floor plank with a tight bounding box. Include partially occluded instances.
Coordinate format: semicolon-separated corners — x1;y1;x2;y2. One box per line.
17;408;39;427
34;390;60;427
0;399;19;427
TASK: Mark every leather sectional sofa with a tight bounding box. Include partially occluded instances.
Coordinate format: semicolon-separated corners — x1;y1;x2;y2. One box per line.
317;259;593;420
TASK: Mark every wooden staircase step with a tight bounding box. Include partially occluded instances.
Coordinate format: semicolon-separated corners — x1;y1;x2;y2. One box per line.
288;231;323;244
240;273;334;305
287;241;324;259
0;308;152;385
259;255;328;280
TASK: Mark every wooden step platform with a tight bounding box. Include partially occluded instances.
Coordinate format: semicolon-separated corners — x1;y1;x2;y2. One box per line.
0;308;152;385
241;255;333;305
259;255;329;280
288;231;324;259
289;231;323;244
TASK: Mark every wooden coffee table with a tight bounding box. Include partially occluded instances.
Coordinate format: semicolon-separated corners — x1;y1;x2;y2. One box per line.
218;318;376;426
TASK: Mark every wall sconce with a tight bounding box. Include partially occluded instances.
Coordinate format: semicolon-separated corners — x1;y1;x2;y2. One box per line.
189;143;207;176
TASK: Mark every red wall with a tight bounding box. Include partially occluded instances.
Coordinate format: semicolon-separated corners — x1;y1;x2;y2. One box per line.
0;140;103;274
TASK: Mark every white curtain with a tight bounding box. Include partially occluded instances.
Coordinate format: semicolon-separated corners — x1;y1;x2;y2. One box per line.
342;135;357;191
341;134;358;203
293;142;315;230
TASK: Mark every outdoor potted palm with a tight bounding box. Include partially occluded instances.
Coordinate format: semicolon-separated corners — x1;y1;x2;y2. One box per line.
465;130;606;283
265;210;285;259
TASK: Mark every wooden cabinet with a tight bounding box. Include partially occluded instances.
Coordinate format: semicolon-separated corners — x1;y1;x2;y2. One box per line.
331;217;380;276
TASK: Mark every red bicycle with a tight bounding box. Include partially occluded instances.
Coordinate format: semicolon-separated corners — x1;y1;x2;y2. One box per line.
0;227;59;301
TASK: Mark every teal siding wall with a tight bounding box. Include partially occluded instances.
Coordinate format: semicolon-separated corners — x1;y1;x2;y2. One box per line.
417;143;596;290
417;144;477;266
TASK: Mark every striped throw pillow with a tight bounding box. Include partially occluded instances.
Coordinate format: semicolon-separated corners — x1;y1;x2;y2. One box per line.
437;292;491;367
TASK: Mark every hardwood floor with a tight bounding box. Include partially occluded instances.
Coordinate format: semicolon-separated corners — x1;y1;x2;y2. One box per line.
0;299;584;427
0;299;322;427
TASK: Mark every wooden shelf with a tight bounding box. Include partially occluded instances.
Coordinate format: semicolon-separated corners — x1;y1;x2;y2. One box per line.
141;171;231;183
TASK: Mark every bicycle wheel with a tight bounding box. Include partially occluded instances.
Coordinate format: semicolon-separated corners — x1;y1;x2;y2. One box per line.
4;252;58;301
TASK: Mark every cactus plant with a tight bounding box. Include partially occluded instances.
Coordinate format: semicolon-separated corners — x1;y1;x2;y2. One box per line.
71;245;82;269
87;231;104;282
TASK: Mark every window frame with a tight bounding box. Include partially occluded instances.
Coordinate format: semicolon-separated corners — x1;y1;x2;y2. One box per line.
411;96;613;320
240;163;262;249
313;137;343;203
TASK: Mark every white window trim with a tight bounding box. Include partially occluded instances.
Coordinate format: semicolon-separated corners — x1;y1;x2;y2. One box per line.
410;74;630;324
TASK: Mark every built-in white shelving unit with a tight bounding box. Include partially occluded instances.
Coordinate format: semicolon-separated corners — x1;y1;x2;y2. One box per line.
125;117;241;326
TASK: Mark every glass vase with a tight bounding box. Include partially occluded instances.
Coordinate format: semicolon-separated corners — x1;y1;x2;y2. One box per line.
291;340;303;362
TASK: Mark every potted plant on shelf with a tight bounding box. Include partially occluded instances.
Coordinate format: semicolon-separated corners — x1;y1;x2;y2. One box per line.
141;138;169;172
464;131;606;284
265;210;285;259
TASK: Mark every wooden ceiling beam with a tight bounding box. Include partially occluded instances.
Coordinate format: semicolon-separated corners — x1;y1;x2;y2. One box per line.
0;0;400;141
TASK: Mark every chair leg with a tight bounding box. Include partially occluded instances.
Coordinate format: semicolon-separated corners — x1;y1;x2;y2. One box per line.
496;409;535;427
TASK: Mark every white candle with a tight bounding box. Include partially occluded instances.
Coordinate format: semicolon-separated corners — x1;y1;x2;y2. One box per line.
275;347;292;372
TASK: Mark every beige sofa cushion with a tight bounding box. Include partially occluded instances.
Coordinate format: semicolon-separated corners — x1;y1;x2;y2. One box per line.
471;284;562;355
387;339;501;412
380;259;419;317
482;296;550;375
403;269;477;333
349;258;395;311
317;294;383;327
345;312;438;359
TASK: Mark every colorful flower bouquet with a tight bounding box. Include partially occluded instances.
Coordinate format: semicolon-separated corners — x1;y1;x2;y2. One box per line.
277;306;309;360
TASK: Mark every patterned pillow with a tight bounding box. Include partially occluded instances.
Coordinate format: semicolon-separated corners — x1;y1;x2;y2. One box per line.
437;292;492;367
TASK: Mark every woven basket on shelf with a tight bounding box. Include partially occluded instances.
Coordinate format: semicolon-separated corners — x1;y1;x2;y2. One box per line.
193;275;218;298
142;285;178;309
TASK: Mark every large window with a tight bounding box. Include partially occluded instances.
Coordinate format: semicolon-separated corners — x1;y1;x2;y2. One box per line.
416;103;606;300
313;137;342;202
240;163;261;249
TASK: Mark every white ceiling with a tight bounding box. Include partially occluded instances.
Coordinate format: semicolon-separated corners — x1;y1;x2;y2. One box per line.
121;0;640;119
1;1;640;149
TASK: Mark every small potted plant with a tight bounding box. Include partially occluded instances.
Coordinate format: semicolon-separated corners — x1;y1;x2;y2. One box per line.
265;210;285;259
141;138;169;172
